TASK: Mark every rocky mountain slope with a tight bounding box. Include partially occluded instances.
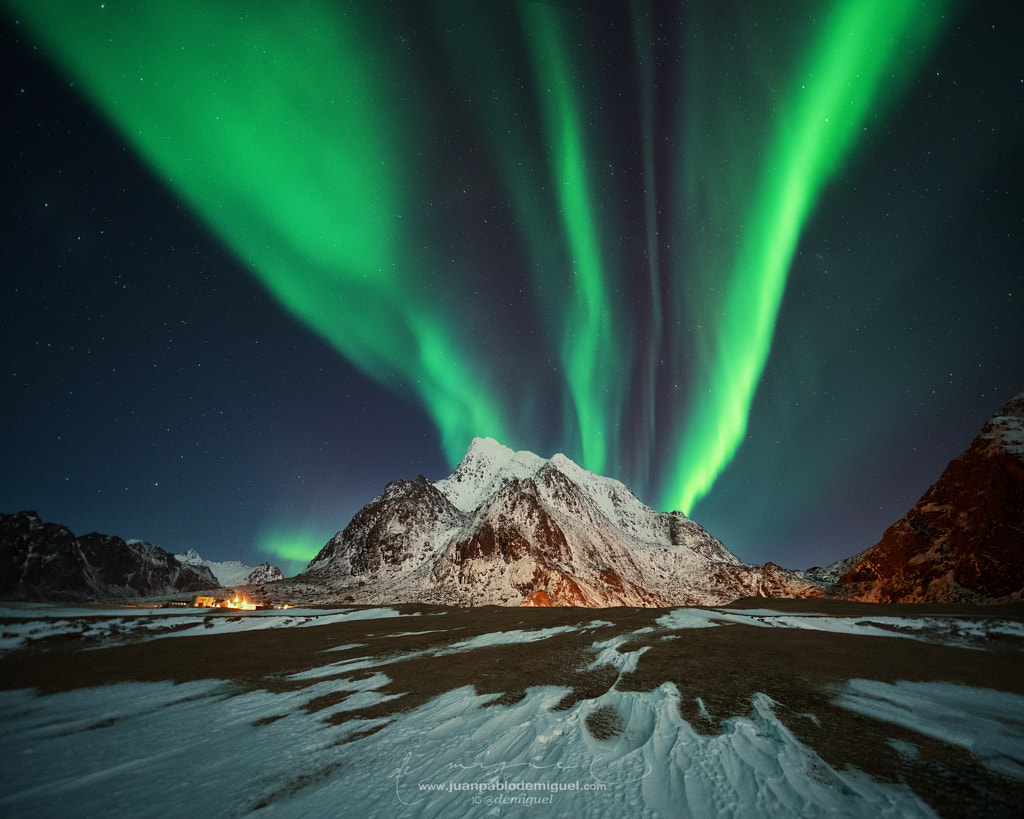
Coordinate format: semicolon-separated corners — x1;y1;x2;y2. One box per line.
175;549;284;586
0;511;218;601
835;393;1024;603
11;392;1018;608
293;438;817;606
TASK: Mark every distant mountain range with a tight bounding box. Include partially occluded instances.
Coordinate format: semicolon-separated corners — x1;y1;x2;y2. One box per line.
0;511;217;602
3;393;1021;606
174;549;283;587
0;512;281;602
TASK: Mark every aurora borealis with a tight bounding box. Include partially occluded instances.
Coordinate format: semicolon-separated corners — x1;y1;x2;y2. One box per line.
3;1;1022;573
667;0;957;514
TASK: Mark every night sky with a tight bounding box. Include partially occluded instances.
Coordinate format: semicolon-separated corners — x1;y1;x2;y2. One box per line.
3;1;1022;576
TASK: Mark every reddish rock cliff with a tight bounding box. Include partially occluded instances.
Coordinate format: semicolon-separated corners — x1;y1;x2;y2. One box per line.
838;394;1024;603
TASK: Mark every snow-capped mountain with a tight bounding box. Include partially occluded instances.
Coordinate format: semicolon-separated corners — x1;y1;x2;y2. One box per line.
175;549;284;587
835;392;1024;603
297;438;816;606
0;511;218;601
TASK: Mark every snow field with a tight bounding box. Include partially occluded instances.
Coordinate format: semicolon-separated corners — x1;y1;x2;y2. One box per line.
657;607;1024;648
834;680;1024;780
1;605;1022;816
0;671;940;817
0;606;415;654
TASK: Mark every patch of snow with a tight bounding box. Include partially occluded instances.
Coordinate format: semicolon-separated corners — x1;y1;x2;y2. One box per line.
835;680;1024;780
0;607;419;654
654;607;1024;649
588;637;651;675
432;622;606;655
655;609;723;630
436;624;592;655
322;643;367;653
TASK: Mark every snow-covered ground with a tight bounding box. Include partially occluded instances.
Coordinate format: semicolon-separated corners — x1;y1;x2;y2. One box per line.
657;606;1024;649
0;605;416;653
1;604;1022;817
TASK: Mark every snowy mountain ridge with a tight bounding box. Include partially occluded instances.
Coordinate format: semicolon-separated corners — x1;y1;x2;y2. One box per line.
296;438;814;606
175;549;284;587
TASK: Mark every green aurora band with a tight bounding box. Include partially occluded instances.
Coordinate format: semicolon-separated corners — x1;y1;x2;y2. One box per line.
5;0;958;558
665;0;957;513
5;0;516;466
257;529;329;577
426;2;631;474
521;5;621;475
629;1;665;486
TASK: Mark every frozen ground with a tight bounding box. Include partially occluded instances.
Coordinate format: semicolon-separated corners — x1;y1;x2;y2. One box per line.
1;602;1023;817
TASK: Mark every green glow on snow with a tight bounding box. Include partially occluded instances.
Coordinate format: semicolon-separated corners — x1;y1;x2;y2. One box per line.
664;0;956;514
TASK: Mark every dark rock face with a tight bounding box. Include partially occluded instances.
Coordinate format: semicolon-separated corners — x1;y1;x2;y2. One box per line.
838;394;1024;603
0;511;217;601
243;563;284;584
306;475;463;579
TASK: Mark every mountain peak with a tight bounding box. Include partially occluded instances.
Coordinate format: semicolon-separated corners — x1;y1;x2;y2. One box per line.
982;392;1024;459
465;436;514;459
296;436;812;606
438;438;546;513
178;548;204;564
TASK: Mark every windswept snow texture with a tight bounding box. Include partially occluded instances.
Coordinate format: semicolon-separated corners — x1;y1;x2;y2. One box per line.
0;677;939;819
1;605;1022;817
834;680;1024;780
436;621;608;655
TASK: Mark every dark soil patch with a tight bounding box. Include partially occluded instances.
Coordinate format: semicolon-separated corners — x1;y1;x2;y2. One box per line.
585;704;625;740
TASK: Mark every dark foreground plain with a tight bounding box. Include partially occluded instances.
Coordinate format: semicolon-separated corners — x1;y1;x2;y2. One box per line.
1;599;1023;817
